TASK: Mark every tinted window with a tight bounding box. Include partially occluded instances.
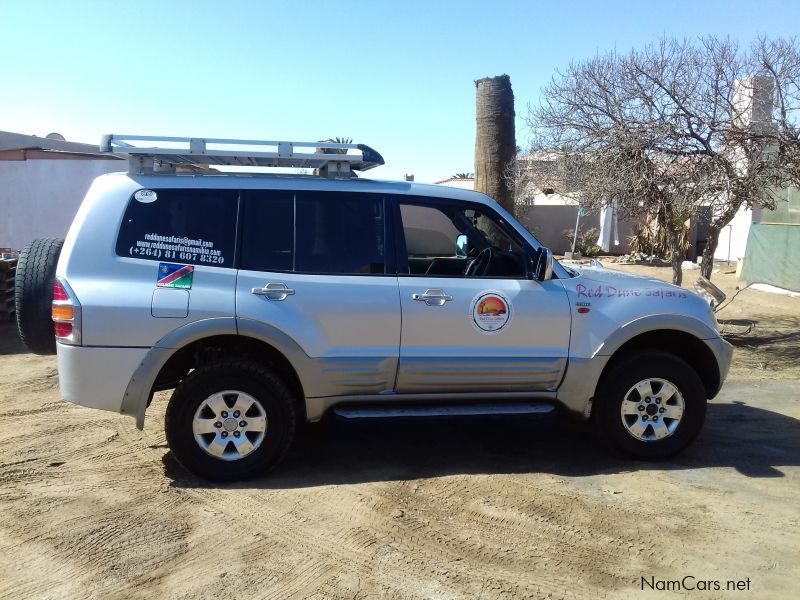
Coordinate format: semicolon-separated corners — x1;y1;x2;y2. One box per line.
116;189;238;266
240;190;294;271
240;191;385;275
295;192;384;274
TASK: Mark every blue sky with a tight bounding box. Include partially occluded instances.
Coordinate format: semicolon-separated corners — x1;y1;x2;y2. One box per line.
1;0;798;182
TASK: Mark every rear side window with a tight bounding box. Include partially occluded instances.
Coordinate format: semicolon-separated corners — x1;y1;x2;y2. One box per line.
116;189;238;266
240;190;294;271
241;191;385;274
295;192;384;274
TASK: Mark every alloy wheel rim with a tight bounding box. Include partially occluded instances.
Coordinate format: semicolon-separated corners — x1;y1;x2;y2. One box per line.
620;378;685;442
192;390;268;461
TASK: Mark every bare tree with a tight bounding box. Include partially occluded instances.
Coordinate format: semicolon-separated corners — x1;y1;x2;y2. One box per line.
525;37;800;282
475;75;517;217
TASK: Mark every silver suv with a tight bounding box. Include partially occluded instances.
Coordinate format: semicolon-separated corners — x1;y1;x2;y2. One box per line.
41;135;731;480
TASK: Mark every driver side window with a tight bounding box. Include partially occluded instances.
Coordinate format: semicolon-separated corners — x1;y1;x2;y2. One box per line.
398;201;527;278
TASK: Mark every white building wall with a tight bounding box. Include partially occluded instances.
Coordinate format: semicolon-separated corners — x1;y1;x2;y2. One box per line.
435;178;475;190
0;159;124;250
522;191;578;206
714;205;756;262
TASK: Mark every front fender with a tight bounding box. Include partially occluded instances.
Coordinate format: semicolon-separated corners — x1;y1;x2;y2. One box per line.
558;314;724;419
594;314;720;357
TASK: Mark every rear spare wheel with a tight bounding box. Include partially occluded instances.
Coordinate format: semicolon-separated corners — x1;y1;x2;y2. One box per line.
15;238;64;355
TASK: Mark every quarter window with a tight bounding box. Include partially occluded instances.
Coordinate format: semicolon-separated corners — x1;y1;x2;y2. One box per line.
116;189;238;266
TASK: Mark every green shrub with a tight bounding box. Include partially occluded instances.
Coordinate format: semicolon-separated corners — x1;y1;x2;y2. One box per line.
563;227;602;257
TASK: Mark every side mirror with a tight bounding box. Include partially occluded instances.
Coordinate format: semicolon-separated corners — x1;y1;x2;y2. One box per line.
532;247;554;281
455;234;469;257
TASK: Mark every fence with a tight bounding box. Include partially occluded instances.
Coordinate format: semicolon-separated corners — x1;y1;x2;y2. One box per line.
516;204;638;255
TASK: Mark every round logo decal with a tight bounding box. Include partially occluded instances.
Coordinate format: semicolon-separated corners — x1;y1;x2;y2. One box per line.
134;189;158;203
470;290;512;334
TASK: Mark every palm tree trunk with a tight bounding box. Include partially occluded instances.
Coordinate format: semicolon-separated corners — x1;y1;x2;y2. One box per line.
474;75;516;218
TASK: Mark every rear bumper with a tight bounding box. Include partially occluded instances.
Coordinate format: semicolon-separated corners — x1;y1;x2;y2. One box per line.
57;343;149;415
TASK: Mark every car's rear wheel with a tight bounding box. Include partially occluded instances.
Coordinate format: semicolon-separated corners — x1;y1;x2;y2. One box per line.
592;351;706;459
15;238;64;355
165;359;296;481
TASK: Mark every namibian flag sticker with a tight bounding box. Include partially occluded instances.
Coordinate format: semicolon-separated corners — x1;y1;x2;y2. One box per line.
156;263;194;289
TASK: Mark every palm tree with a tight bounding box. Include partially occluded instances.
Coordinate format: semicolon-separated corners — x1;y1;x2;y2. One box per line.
317;137;352;155
453;172;474;178
474;75;516;217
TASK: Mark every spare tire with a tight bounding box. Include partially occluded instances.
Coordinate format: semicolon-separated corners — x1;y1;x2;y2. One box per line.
15;238;64;355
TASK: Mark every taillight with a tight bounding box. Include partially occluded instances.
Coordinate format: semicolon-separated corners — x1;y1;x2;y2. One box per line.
52;279;81;346
54;321;73;338
53;281;69;302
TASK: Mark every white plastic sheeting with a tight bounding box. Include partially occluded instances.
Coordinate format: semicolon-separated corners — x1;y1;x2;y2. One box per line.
597;201;619;252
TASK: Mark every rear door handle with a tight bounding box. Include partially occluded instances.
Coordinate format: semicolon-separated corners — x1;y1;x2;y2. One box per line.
251;282;295;301
412;289;453;306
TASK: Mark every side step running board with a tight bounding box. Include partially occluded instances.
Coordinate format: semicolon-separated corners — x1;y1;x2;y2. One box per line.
333;403;556;419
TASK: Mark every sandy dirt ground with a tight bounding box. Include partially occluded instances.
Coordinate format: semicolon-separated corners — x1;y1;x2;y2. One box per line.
0;262;798;599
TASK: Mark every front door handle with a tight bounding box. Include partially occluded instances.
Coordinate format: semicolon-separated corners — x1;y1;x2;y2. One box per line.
251;282;295;301
412;289;453;306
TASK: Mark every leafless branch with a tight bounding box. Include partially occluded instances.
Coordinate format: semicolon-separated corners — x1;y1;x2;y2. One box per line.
525;36;800;282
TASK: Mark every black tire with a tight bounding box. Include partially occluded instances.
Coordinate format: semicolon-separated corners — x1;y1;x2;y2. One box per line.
15;238;64;355
165;359;296;481
592;351;706;460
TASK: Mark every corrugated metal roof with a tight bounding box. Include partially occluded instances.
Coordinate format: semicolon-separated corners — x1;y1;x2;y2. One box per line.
0;130;106;154
433;177;475;190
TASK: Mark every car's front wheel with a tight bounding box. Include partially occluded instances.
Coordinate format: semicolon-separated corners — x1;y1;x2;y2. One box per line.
165;359;296;481
592;351;706;459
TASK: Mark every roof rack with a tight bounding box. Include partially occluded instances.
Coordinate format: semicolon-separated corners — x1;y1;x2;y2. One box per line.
100;134;385;177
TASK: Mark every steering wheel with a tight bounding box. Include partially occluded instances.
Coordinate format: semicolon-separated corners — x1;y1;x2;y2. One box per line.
464;247;494;277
